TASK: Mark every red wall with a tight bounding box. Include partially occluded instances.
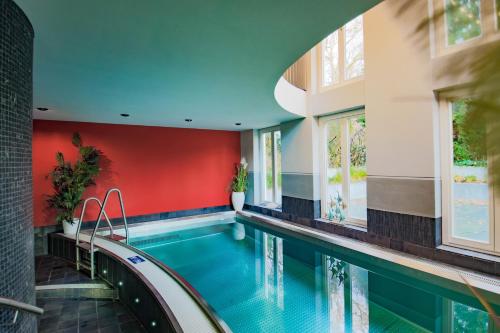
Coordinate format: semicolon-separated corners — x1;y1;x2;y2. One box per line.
33;120;240;227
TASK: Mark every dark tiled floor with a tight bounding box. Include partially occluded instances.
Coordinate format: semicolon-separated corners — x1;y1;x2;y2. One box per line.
37;298;145;333
36;255;93;285
36;256;146;332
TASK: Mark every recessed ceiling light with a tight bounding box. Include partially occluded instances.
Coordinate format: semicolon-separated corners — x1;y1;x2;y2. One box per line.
185;119;192;122
120;113;130;117
235;122;242;126
36;107;49;111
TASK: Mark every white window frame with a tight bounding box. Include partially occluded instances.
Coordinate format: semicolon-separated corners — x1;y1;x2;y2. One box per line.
259;126;281;207
319;109;367;227
439;96;499;254
319;15;365;91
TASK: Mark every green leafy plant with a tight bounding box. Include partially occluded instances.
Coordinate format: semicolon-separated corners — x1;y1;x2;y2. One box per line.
47;133;102;225
231;158;248;193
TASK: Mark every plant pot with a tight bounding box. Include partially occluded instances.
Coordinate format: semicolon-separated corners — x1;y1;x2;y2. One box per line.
231;192;245;211
63;218;80;235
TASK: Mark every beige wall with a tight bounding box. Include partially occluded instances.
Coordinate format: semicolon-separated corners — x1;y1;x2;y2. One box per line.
310;0;439;179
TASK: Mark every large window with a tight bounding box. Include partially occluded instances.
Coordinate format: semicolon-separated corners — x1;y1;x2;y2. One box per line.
320;111;367;225
260;127;282;208
321;15;364;88
440;97;499;254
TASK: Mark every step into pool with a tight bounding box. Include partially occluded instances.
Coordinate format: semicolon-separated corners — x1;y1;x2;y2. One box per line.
130;216;498;333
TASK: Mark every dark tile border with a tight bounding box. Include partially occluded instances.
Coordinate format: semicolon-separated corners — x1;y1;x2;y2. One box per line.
367;209;442;248
282;196;321;219
244;205;498;276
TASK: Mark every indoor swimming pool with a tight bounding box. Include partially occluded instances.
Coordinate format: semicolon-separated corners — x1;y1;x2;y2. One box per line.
129;216;497;333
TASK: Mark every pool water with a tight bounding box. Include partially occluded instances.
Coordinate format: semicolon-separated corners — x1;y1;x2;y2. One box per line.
133;219;496;333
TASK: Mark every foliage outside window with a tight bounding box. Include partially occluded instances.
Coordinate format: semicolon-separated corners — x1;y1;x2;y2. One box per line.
445;0;482;46
322;15;364;88
450;99;491;245
261;128;282;207
452;99;486;168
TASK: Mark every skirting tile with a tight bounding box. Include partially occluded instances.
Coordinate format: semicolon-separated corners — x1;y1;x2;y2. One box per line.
282;196;320;219
367;208;442;248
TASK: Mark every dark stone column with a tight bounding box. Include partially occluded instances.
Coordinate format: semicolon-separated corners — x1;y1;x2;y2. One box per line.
0;1;35;332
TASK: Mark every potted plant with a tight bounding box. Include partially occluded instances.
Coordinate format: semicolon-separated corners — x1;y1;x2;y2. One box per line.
231;157;248;211
47;133;102;235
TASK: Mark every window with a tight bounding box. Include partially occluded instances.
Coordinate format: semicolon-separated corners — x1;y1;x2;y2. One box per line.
344;15;365;80
445;0;482;46
260;127;282;208
440;97;499;253
322;31;340;86
321;15;364;88
320;111;367;225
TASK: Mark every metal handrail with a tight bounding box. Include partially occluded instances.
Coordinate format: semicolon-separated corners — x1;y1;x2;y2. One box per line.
0;297;44;316
76;188;129;279
91;188;129;248
76;197;113;246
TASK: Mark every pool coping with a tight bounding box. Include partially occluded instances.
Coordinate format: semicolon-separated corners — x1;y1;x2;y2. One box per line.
237;211;500;296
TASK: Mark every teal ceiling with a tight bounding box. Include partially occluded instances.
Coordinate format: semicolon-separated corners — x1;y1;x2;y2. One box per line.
16;0;380;130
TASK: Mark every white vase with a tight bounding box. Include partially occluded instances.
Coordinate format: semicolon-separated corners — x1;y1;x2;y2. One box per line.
63;218;80;235
231;192;245;211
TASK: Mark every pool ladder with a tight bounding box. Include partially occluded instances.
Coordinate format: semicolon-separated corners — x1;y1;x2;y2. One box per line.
76;188;129;279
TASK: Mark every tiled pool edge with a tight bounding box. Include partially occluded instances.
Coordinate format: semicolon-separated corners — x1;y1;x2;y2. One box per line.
243;204;499;276
237;211;500;297
47;233;226;333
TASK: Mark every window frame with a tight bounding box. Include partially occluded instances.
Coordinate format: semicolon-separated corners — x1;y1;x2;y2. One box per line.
432;0;500;56
443;0;484;48
259;126;282;207
319;15;365;91
438;95;499;254
319;109;367;227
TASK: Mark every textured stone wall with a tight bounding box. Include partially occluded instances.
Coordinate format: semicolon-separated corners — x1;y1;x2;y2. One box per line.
0;0;35;331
